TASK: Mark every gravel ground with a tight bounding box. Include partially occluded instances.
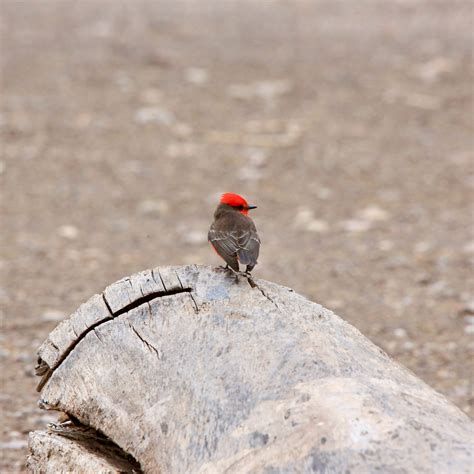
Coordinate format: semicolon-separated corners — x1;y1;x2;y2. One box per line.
1;1;473;471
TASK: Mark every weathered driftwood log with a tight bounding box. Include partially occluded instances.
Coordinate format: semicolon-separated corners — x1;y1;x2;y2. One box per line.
28;265;473;473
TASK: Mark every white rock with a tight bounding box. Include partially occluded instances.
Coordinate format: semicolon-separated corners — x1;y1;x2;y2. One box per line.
134;107;174;126
136;200;169;217
463;241;474;254
237;167;263;181
414;57;455;83
294;208;315;226
464;316;474;325
255;80;293;101
402;341;415;350
359;205;389;222
464;325;474;335
294;209;330;233
244;148;268;167
57;225;79;240
306;219;330;233
393;328;407;338
166;142;197;158
184;67;209;85
227;79;293;101
341;219;372;233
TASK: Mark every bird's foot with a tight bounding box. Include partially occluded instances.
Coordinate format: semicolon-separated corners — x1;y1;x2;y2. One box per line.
215;264;240;282
241;271;257;288
215;265;229;272
226;266;241;282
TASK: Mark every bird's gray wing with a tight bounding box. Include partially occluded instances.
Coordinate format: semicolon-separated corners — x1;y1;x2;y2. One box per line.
236;229;260;268
208;226;240;271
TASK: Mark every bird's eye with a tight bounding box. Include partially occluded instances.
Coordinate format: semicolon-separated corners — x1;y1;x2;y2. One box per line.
237;205;244;210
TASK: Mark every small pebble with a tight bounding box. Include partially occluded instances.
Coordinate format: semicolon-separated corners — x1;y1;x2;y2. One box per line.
464;325;474;335
166;142;197;158
237;167;264;181
462;241;474;254
393;328;407;338
402;341;415;350
294;209;329;233
437;369;453;379
414;57;455;83
57;225;79;240
359;205;389;222
134;107;174;126
244;148;268;167
136;200;169;217
184;67;209;85
340;219;372;233
306;220;330;233
227;79;293;101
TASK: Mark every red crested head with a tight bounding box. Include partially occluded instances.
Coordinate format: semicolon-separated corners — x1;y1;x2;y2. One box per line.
220;193;257;215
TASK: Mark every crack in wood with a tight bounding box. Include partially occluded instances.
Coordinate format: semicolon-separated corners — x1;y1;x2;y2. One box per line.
176;271;200;313
45;419;143;473
129;324;160;357
93;328;104;343
36;286;192;392
157;271;168;292
245;276;279;309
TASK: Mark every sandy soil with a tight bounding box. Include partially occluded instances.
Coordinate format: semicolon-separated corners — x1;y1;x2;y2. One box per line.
1;1;473;471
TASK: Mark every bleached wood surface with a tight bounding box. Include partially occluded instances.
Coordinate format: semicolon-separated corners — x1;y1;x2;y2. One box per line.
29;265;473;473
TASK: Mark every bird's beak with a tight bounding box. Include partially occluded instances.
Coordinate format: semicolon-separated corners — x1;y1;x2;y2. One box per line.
247;205;257;210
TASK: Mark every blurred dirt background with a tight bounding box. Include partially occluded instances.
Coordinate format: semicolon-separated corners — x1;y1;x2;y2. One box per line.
1;0;473;471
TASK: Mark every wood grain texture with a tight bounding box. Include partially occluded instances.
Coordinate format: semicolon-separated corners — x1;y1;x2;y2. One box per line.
27;430;140;473
29;265;473;473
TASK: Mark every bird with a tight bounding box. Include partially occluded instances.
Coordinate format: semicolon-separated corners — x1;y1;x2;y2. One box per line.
208;193;261;276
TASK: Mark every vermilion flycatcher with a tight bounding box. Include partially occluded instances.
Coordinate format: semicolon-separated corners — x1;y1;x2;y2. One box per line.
208;193;261;274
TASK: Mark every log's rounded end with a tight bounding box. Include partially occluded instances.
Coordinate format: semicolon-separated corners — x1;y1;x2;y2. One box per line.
29;265;474;473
